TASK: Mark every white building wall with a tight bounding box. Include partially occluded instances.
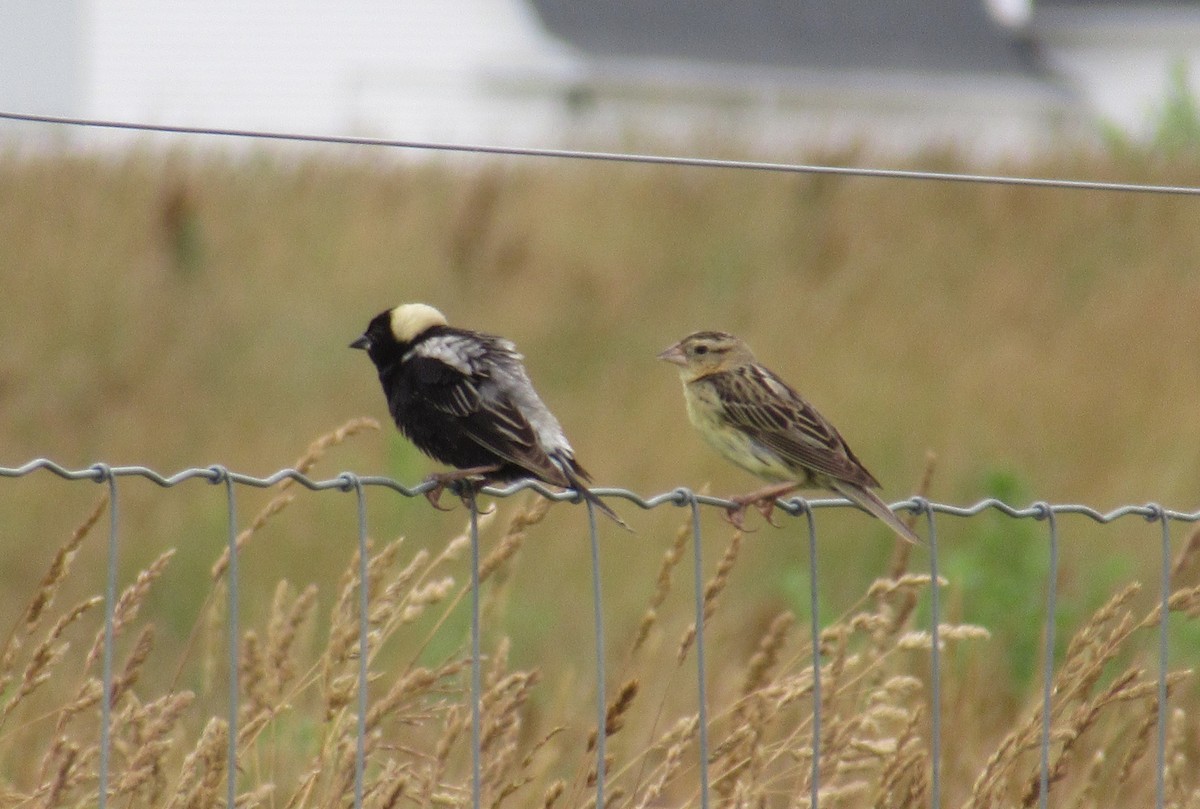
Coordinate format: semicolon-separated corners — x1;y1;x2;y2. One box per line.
3;1;1189;157
0;1;86;117
85;0;576;142
1036;7;1200;141
343;0;579;144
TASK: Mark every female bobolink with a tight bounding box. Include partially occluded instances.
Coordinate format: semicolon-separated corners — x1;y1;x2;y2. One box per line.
658;331;919;544
352;303;627;528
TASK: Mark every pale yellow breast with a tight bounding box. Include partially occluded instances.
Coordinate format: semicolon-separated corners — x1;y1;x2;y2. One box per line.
682;380;795;483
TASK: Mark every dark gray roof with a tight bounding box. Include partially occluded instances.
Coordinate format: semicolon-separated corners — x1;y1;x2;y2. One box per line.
1042;0;1199;6
528;0;1045;78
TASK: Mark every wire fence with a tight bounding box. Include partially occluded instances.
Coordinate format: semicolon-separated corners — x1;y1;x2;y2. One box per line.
3;107;1199;807
1;459;1197;809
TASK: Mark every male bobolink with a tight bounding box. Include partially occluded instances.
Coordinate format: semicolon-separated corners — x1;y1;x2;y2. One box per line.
352;303;627;528
659;331;919;544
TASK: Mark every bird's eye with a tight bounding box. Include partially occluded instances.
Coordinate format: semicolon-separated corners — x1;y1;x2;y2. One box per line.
693;345;709;356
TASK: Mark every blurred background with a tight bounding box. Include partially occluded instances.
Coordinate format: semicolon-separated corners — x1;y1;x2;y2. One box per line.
1;2;1199;806
3;0;1200;155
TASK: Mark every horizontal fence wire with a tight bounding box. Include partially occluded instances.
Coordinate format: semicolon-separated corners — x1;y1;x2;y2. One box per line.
3;458;1199;523
2;458;1198;809
5;110;1200;198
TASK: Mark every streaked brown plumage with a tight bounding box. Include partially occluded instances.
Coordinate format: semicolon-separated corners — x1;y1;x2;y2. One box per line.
659;331;919;544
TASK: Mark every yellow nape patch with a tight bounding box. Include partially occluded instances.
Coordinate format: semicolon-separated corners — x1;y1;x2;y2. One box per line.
389;303;448;342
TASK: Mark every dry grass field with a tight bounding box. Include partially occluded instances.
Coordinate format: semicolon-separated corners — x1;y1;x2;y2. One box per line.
0;145;1198;806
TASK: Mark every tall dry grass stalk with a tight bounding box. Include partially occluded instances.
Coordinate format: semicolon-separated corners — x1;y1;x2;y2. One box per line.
676;524;744;666
170;417;380;690
964;575;1198;809
210;416;380;581
0;424;1197;808
0;496;107;729
630;511;692;659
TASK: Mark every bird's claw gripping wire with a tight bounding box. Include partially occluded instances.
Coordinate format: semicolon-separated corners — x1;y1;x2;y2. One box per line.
423;466;502;513
722;504;756;531
723;482;801;530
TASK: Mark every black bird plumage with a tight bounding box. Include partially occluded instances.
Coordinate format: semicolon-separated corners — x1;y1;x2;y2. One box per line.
352;303;627;528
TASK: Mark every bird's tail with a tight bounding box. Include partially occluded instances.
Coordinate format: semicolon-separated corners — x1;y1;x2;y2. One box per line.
561;466;632;532
831;481;922;545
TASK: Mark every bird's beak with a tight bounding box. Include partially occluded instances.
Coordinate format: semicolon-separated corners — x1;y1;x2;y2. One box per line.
657;343;687;367
350;334;371;351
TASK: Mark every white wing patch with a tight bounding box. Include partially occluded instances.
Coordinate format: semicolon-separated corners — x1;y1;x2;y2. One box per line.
405;329;575;461
486;349;574;457
405;334;482;375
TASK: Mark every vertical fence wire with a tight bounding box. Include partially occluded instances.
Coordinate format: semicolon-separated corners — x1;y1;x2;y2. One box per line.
1036;504;1058;809
216;469;240;809
801;504;821;809
1154;507;1171;809
96;466;117;809
4;463;1200;808
687;495;712;809
586;501;608;809
351;476;370;809
466;492;483;809
923;503;942;809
